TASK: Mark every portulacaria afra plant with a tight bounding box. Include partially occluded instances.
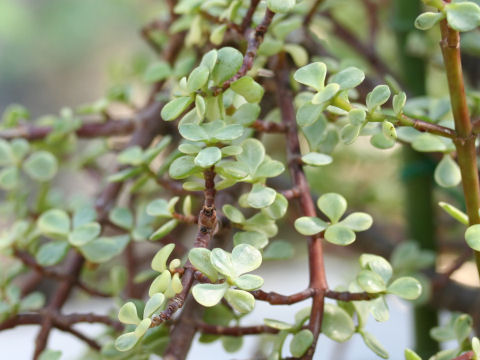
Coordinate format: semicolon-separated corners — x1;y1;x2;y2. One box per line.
2;0;480;359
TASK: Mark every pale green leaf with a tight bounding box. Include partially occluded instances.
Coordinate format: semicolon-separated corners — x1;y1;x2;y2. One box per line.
438;201;468;225
151;243;175;273
169;155;201;179
325;224;356;246
231;243;262;275
194;147;222;168
38;209;70;236
387;277;422;300
263;240;294;260
445;2;480;32
341;212;373;231
210;248;235;278
23;151;58;182
222;205;245;224
361;331;389;359
415;12;445;30
187;65;209;92
359;254;392;283
302;152;332;167
179;124;209;142
109;207;134;230
143;293;165;318
454;314;473;342
161;96;194;121
149;270;171;296
68;222;101;246
146;199;172;218
134;318;151;338
290;329;314;357
366;85;391;111
211;47;243;84
118;302;140;325
263;193;288;219
224;288;255;313
115;332;139;352
80;235;129;263
231;76;264;103
238;139;265;175
188;248;218;282
0;166;19;190
234;274;264;291
293;62;327;91
294;216;328;236
264;318;293;330
329;67;365;90
317;193;347;223
322;303;355;342
192;283;229;307
357;270;386;293
144;61;171;83
247;184;276;209
267;0;295;13
434;155;461;188
405;349;422;360
150;219;178;241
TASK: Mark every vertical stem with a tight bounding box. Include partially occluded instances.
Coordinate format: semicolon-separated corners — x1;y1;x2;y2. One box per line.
439;19;480;276
392;0;438;356
275;53;327;359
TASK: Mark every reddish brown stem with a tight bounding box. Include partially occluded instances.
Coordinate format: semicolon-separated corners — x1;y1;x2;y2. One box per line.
251;289;315;305
151;169;217;327
452;351;474;360
14;249;110;298
325;290;377;301
275;53;327;359
195;322;279;335
240;0;261;33
0;118;135;141
251;120;288;133
213;8;275;95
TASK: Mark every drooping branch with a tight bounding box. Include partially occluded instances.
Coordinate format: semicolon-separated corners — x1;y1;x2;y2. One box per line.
0;311;122;350
14;249;110;298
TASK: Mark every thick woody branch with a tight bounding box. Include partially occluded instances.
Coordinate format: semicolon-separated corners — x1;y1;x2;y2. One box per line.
151;168;217;327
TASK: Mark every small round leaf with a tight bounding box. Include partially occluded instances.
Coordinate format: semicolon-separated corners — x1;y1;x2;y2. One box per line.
290;329;314;357
192;283;229;307
317;193;347;223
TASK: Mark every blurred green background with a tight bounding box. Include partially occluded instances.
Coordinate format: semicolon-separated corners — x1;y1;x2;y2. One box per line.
0;0;163;116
